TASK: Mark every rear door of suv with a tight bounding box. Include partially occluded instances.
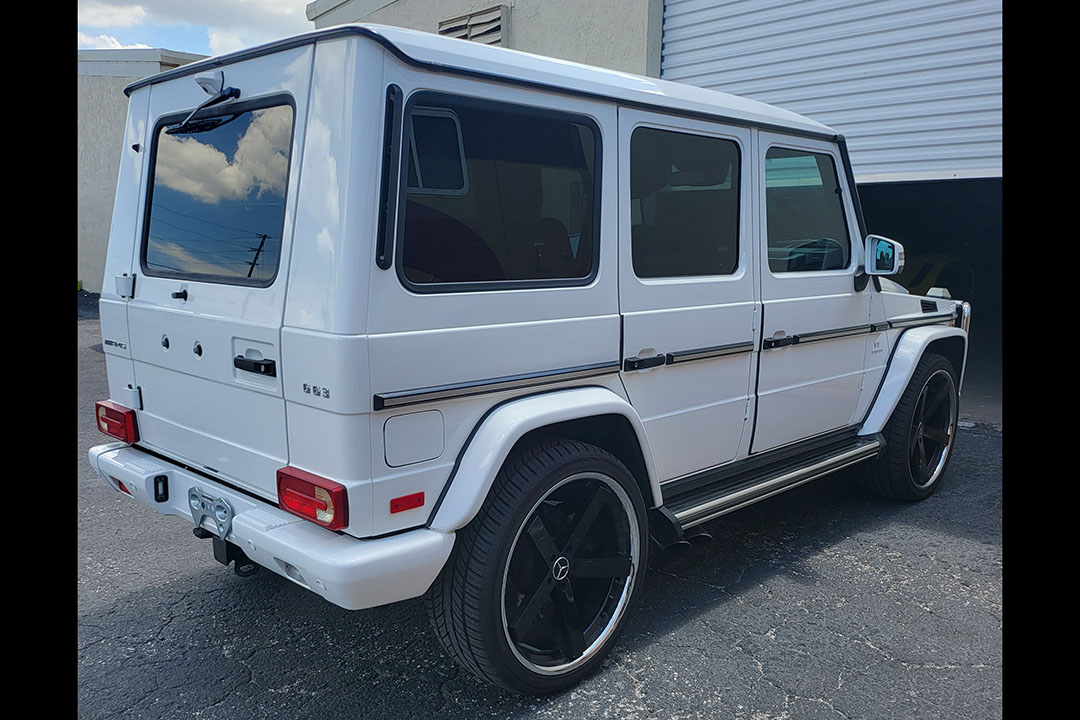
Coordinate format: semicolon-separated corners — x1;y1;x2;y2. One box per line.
126;47;313;501
617;109;757;481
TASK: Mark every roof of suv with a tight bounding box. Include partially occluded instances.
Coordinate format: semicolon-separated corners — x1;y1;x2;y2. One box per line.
124;23;837;139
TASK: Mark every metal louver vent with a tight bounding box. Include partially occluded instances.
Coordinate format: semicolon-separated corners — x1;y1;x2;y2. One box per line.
921;299;938;313
438;5;507;46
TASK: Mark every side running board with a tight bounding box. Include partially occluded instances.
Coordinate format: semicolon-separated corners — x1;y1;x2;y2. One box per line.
661;430;883;530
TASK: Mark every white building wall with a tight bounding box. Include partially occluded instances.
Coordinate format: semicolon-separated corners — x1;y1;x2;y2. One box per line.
78;74;136;294
78;50;205;293
308;0;664;77
660;0;1002;182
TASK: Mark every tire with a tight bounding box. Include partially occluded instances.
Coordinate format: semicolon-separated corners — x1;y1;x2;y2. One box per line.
424;437;649;694
863;352;960;501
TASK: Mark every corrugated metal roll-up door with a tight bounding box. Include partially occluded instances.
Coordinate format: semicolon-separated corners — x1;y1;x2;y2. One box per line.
660;0;1001;182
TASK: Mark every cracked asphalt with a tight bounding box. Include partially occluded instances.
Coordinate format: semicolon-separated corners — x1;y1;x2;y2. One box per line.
78;298;1001;719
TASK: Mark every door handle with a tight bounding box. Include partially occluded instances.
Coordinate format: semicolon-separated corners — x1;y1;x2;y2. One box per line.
623;354;666;372
233;356;276;377
763;335;797;350
171;289;188;300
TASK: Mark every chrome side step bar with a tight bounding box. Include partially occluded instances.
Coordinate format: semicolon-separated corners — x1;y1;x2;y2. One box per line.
665;434;882;530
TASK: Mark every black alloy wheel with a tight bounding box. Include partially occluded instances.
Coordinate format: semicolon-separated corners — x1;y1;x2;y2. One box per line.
908;367;957;489
863;352;960;501
501;472;639;674
424;438;648;694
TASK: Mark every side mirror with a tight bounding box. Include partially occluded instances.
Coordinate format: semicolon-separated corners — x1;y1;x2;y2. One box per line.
864;235;905;276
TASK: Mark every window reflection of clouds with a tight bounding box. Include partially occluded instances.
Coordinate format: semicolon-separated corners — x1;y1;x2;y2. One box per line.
144;103;293;284
156;106;292;204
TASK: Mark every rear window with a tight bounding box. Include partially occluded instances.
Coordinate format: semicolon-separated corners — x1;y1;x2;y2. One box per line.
397;93;600;290
142;101;295;286
630;126;740;278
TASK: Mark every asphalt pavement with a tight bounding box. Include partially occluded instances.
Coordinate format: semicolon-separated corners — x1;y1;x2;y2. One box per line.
78;298;1001;719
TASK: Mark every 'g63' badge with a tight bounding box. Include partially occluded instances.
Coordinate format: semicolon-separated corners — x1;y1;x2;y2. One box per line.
302;383;331;399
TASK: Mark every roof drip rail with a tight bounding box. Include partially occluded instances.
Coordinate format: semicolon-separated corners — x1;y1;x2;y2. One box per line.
123;25;837;142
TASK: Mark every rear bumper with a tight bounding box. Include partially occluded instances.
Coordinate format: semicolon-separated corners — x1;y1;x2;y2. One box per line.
88;443;455;611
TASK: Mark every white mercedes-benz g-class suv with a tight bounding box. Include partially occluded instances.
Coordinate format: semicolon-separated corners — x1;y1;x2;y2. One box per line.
88;24;971;694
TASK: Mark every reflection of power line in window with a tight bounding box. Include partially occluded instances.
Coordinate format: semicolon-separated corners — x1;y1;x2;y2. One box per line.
148;236;257;269
154;203;275;238
150;217;276;247
151;217;228;243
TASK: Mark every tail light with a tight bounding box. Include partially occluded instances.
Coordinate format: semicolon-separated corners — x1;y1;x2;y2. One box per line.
276;466;348;531
95;400;138;443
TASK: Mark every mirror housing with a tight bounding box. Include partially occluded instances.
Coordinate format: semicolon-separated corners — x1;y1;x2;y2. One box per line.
864;235;905;276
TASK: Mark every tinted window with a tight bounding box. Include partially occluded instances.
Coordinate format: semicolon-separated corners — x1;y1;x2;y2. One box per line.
400;96;598;286
143;103;294;285
630;127;740;278
764;147;850;273
407;110;467;194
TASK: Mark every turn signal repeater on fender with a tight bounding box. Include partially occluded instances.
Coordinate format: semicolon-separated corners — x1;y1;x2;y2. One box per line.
95;400;139;443
276;466;348;531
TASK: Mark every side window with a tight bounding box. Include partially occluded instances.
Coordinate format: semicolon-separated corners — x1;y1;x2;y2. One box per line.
407;109;468;195
630;127;740;278
764;147;851;273
399;94;599;287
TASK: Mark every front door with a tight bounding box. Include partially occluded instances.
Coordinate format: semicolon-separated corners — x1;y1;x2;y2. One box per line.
752;133;871;453
617;108;757;482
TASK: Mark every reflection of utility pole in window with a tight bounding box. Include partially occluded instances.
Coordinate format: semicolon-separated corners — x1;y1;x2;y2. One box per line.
246;233;269;278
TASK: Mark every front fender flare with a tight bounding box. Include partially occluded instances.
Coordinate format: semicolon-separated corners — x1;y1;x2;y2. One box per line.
428;386;661;533
859;325;968;436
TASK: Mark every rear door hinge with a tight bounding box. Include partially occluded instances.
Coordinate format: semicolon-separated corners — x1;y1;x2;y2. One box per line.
121;384;143;411
115;274;136;299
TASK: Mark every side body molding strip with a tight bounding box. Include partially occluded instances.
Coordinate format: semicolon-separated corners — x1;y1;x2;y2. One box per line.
373;361;620;410
666;341;755;364
887;311;957;329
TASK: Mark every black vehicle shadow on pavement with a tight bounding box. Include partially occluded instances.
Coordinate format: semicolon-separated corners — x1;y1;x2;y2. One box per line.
78;425;1000;720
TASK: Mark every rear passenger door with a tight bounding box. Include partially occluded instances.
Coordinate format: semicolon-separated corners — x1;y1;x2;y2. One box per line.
752;133;871;453
617;109;757;482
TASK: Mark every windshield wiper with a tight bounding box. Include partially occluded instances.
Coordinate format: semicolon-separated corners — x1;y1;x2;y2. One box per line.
165;112;242;136
166;72;242;135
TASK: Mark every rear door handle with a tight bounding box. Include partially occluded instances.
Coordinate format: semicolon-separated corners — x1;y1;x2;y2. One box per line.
763;335;797;350
233;356;276;377
623;354;666;372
